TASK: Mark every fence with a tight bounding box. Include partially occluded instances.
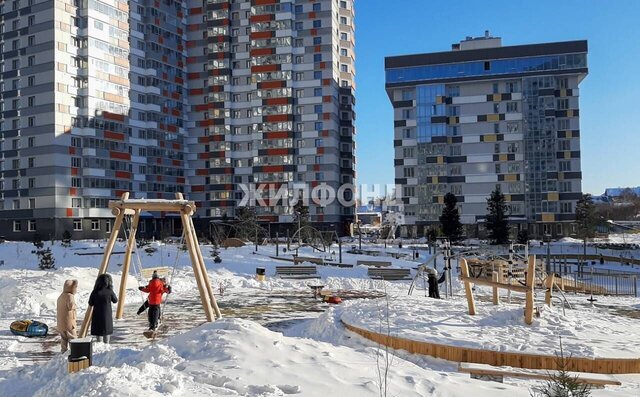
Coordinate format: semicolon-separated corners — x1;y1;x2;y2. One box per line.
556;272;638;297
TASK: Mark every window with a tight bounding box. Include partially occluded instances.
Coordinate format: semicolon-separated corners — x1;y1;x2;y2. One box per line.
558;140;571;151
493;103;500;113
450;165;461;176
28;178;35;188
28;198;35;209
91;220;100;230
557;118;570;130
559;161;571;172
402;109;414;119
492;83;499;94
72;198;82;208
13;221;21;232
507;143;519;153
484;61;491;71
28;220;36;232
557;77;569;89
403;167;414;178
13;200;20;210
505;81;520;93
105;220;112;233
73;219;82;231
495;163;501;174
506;102;519;113
448;106;459;116
312;20;321;28
450;146;461;156
506;122;519;133
403;128;412;138
340;32;348;40
559;181;572;193
447;86;460;97
28;35;34;46
313;3;321;11
560;202;573;213
71;177;81;187
557;99;569;110
28;76;35;86
494;123;500;133
28;157;35;168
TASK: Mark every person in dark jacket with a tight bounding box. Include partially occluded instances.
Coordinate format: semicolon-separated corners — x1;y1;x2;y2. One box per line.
139;271;171;331
88;273;118;343
427;268;446;299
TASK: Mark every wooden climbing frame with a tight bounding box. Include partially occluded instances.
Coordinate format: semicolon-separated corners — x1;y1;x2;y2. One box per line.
79;192;222;338
460;255;552;325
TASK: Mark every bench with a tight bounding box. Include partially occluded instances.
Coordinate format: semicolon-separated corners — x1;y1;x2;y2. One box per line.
275;266;320;279
293;256;325;265
357;260;392;268
358;260;393;267
458;362;621;387
368;268;412;281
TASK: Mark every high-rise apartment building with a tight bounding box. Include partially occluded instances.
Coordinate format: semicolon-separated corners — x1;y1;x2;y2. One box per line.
386;34;587;238
0;0;356;239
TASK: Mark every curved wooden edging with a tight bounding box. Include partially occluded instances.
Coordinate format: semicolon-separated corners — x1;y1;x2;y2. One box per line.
342;320;640;374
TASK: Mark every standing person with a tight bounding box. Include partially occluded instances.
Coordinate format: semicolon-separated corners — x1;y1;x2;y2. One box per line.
56;279;78;353
139;271;171;332
88;273;118;343
427;268;446;299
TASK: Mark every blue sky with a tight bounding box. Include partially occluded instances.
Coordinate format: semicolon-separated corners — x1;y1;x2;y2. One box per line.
354;0;640;195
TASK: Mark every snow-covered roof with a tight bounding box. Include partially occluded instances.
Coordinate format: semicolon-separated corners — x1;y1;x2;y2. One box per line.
603;187;640;197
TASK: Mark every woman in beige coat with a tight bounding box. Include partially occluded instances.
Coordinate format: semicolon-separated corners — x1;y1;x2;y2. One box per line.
56;279;78;353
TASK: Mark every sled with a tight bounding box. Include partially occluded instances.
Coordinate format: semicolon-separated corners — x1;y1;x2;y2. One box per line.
10;320;49;337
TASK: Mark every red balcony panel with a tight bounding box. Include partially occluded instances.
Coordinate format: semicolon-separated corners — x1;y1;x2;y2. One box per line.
196;169;208;176
264;97;291;106
115;171;131;179
259;80;286;89
69;147;76;155
323;95;332;103
172;160;181;166
187;72;201;80
251;64;279;73
250;31;274;40
177;177;185;184
103;112;125;122
175;76;184;84
263;131;291;139
263;165;284;173
250;48;275;57
167;125;177;132
323;78;331;86
317;147;325;154
188;24;200;32
265;148;290;156
172;143;181;150
323;113;330;120
249;14;274;23
71;168;79;176
110;151;131;161
192;185;205;192
190;88;204;95
264;114;291;123
69;188;77;196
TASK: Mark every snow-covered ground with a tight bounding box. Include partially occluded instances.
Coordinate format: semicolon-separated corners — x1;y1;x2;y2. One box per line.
0;236;639;396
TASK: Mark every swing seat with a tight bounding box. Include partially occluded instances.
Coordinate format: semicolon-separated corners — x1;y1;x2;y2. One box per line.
141;266;171;280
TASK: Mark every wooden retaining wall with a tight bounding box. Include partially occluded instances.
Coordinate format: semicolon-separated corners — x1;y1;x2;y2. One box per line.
342;320;640;374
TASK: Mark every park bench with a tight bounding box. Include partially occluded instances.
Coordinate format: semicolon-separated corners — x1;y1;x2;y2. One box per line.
458;362;621;387
293;256;325;265
275;266;320;279
357;260;392;267
367;268;412;281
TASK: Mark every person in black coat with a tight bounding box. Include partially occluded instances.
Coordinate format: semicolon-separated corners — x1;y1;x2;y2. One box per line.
427;268;446;299
88;273;118;343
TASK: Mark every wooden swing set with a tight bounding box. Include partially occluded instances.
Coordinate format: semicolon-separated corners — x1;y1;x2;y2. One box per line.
459;255;555;325
79;192;222;338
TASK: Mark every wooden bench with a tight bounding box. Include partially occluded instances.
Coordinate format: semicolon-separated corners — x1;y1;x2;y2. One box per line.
368;268;412;281
293;256;325;265
357;260;392;267
275;266;320;279
458;362;621;387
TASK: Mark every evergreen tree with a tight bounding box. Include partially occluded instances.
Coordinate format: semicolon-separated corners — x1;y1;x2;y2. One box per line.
61;230;72;247
486;187;510;245
234;206;263;243
38;248;56;270
293;200;312;242
530;338;591;397
516;229;530;245
575;194;597;262
439;193;463;242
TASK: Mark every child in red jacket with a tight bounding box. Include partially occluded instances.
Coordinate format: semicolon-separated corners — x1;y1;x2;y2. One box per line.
138;271;171;331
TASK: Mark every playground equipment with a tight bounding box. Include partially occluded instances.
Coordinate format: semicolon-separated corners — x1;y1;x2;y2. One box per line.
79;192;222;338
460;255;560;325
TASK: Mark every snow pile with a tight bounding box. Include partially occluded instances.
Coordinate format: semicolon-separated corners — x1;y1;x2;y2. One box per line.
0;318;529;397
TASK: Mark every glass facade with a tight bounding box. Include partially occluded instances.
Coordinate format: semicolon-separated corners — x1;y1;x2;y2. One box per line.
387;53;587;84
416;84;445;143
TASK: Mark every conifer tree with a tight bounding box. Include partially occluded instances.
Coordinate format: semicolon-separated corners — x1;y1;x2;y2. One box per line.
439;193;463;241
486;187;510;244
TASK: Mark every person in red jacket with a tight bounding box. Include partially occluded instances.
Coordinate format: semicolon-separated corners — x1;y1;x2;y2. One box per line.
138;271;171;331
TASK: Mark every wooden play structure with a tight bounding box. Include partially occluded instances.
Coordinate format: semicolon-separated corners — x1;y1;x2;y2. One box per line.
459;255;557;325
79;192;222;338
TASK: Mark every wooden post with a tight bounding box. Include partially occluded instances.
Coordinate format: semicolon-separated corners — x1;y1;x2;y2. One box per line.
524;255;536;325
79;193;128;338
179;209;214;322
115;209;140;319
459;258;476;315
545;273;555;307
492;270;499;305
188;215;222;319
